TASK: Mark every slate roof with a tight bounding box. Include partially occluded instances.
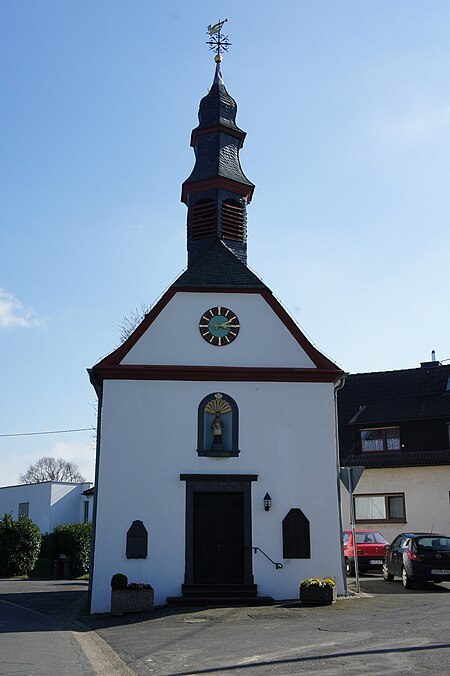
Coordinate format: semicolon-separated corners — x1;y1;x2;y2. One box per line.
338;364;450;468
195;69;243;133
173;239;268;289
350;396;450;424
185;134;254;186
341;450;450;469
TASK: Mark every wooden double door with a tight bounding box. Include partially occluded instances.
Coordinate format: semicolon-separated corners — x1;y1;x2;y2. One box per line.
181;474;257;587
193;492;244;584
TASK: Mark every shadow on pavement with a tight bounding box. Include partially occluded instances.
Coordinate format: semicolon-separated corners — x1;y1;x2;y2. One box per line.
358;578;450;595
155;642;450;676
0;589;87;616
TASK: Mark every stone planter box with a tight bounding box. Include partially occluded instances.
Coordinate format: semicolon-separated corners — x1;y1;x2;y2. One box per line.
299;585;336;606
111;588;154;615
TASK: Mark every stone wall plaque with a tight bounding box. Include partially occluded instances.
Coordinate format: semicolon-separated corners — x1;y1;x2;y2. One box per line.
282;508;311;559
126;520;148;559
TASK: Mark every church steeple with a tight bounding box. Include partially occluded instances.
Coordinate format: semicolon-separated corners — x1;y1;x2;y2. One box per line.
182;48;255;267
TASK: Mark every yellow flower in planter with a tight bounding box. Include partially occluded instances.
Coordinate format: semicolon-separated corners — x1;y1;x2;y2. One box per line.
300;577;336;588
299;577;337;605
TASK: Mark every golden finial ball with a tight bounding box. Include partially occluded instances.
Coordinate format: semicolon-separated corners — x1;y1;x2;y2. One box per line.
215;54;222;63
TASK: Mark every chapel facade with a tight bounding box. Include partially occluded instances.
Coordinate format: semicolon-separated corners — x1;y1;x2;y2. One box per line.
89;55;346;611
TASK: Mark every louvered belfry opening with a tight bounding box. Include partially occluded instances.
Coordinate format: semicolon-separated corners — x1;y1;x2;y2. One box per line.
191;199;217;240
221;199;245;242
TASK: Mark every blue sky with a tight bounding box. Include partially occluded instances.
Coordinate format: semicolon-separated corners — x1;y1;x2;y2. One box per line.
1;1;449;487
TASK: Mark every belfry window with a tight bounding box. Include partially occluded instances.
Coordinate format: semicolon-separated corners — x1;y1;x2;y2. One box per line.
221;199;245;242
191;199;216;240
197;392;239;457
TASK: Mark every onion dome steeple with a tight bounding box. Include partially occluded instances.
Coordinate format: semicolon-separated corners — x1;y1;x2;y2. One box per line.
182;26;255;266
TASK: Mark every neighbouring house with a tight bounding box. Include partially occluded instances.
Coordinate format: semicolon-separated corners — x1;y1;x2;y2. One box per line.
88;58;346;613
338;359;450;542
0;481;93;533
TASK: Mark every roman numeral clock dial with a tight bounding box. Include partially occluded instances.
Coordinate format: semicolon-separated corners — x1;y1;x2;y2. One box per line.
199;306;240;346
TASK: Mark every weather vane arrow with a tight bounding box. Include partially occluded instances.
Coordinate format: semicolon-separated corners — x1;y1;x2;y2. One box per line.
206;18;231;62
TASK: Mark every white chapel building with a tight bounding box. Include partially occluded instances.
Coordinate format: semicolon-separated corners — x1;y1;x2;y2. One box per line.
89;58;346;612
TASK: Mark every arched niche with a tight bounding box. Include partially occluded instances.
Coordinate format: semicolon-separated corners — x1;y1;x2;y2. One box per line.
197;392;240;457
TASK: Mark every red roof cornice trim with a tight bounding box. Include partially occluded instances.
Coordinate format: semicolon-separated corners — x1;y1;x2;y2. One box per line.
190;125;246;149
94;287;178;368
258;289;340;372
181;176;255;205
94;365;342;384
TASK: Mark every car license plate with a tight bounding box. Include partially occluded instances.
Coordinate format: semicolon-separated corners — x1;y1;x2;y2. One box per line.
431;569;450;575
370;559;383;565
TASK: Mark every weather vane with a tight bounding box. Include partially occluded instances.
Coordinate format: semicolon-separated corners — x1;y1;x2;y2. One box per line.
206;19;231;62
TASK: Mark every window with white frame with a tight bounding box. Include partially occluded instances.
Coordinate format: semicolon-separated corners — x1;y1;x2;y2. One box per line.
354;493;405;522
360;427;400;452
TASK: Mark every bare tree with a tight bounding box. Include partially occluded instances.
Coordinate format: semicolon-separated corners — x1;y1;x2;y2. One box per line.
118;303;151;345
19;457;85;484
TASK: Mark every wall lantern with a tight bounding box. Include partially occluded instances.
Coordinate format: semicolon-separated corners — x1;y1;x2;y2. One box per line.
263;493;272;511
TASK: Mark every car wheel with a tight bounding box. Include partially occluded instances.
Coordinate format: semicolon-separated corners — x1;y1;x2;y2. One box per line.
402;566;414;589
345;559;355;577
382;562;394;581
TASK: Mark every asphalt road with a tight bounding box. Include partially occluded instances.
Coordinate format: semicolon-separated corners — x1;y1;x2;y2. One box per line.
0;597;94;675
0;579;130;675
2;576;450;674
84;574;450;675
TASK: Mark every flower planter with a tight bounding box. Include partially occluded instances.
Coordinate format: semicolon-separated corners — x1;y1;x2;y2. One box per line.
299;585;336;606
111;588;154;615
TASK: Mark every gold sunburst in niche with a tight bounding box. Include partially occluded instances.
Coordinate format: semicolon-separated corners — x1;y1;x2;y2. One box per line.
204;395;232;415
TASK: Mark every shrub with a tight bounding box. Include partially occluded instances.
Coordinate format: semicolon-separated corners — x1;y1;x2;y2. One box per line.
0;513;42;577
127;582;153;590
50;522;92;577
111;573;128;590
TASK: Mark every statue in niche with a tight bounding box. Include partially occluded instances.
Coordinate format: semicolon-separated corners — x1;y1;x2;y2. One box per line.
205;393;231;450
211;412;225;446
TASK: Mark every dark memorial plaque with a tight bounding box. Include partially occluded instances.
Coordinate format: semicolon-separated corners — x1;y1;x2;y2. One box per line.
282;508;310;559
126;520;148;559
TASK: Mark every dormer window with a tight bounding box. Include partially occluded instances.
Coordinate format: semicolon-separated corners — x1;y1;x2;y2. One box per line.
221;199;245;242
360;427;400;452
191;199;216;240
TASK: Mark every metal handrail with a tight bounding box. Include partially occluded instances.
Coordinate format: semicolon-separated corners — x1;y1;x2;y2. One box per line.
250;546;283;569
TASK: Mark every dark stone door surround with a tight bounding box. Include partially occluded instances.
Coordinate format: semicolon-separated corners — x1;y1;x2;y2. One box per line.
180;474;257;586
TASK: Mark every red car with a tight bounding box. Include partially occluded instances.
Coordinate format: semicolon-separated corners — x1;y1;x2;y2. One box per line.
343;529;389;576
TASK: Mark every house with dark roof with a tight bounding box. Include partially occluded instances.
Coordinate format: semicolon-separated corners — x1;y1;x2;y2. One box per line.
88;53;346;612
338;359;450;542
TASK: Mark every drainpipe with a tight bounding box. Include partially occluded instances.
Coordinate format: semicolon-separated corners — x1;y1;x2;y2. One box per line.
334;372;349;593
86;368;103;614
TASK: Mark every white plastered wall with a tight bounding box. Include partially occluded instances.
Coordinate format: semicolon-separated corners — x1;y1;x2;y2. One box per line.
121;292;316;368
91;379;345;612
341;466;450;542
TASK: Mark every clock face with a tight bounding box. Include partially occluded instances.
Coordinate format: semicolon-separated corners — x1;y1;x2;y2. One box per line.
199;306;240;346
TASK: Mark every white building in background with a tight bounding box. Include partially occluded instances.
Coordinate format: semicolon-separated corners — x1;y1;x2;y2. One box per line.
89;59;346;612
0;481;93;533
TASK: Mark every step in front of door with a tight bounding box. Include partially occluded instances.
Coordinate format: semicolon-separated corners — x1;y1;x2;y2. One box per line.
166;583;274;607
167;595;275;607
182;583;258;597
